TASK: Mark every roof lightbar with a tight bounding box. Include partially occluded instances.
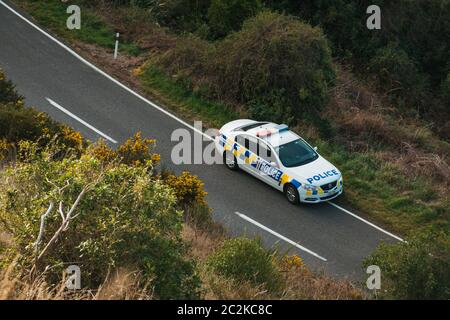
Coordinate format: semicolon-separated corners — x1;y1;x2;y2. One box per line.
256;124;289;138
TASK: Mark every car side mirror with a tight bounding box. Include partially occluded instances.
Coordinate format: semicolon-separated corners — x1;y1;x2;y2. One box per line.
314;146;318;151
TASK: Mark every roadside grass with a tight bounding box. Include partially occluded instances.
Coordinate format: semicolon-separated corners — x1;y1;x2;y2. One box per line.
316;141;449;234
138;65;239;128
15;0;143;56
12;0;449;236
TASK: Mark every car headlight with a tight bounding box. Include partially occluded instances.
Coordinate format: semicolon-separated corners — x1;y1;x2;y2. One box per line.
302;184;318;191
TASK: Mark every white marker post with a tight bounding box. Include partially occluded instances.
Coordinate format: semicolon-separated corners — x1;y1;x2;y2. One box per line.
114;32;119;59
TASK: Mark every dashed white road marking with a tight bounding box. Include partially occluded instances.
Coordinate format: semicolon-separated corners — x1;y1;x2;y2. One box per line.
235;211;327;261
46;97;117;144
329;202;404;242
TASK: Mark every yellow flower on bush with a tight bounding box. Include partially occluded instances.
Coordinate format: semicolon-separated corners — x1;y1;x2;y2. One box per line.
117;132;159;166
132;66;143;77
151;153;161;163
88;139;118;163
164;171;208;207
62;126;83;150
282;254;305;269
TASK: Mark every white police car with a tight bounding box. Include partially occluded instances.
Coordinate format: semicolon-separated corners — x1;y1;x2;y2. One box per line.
215;119;343;204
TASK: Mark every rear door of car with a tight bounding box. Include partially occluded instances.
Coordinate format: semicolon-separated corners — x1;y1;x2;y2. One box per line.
235;134;260;178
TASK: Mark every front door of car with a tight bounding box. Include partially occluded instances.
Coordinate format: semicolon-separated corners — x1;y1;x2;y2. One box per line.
257;140;283;189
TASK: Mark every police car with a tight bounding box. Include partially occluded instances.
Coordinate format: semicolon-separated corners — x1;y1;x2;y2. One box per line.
215;119;343;204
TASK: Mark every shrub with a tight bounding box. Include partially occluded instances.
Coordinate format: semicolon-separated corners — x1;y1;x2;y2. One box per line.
0;69;21;103
158;35;214;81
213;11;335;124
0;69;85;155
88;139;118;164
207;0;262;38
117;131;160;166
183;203;214;230
207;237;281;291
164;171;208;208
364;230;450;299
0;142;200;299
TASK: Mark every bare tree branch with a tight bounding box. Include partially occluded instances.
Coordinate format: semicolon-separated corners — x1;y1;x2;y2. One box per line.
34;201;54;255
37;186;89;261
34;172;104;265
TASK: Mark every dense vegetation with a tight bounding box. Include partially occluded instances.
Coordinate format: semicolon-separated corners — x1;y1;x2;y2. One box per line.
266;1;450;132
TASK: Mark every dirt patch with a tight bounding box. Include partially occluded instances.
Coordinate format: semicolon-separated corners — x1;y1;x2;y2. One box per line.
72;41;147;88
0;231;12;248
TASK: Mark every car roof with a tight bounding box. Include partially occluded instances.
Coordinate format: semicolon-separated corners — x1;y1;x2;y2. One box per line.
235;122;299;148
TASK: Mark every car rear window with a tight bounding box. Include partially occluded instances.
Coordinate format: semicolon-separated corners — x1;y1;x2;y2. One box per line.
239;122;268;131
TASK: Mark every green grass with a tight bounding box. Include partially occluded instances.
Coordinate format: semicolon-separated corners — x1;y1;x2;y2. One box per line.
139;65;239;128
316;141;449;234
16;0;143;56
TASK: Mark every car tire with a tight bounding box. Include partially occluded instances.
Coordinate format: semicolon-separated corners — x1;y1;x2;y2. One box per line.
224;151;238;171
284;184;300;204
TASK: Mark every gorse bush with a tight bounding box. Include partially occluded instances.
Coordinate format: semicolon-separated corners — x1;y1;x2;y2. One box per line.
88;133;161;167
207;237;281;291
364;230;450;299
164;171;208;208
117;131;160;166
0;68;84;155
0;69;206;298
0;141;200;299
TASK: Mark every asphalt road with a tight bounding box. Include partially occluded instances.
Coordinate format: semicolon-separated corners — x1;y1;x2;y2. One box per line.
0;1;401;280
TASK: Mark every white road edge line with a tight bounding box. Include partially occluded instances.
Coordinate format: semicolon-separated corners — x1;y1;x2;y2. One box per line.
1;0;404;244
329;202;405;242
235;212;327;261
46;97;118;144
0;0;212;142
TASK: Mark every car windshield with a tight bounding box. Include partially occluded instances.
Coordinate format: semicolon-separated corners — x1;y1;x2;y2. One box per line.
275;139;318;167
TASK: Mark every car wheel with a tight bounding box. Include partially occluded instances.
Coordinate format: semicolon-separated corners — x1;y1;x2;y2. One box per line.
284;184;299;204
224;151;238;170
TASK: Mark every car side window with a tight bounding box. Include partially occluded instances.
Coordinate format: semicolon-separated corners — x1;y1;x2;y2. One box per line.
236;135;260;156
259;141;276;164
236;135;248;150
247;136;258;155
